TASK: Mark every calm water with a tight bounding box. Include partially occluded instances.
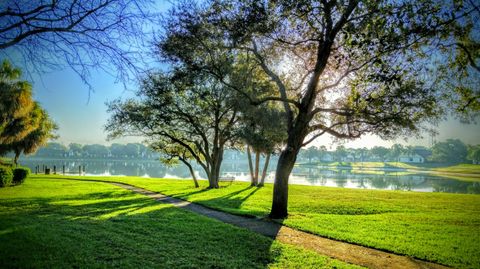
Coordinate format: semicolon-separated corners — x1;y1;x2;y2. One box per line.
20;158;480;194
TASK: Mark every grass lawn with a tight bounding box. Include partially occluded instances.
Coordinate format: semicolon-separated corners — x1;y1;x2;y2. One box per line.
0;177;361;268
43;175;480;268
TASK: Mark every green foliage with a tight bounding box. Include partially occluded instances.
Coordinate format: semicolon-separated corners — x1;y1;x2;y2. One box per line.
430;139;468;163
12;167;30;185
0;177;359;269
0;166;13;187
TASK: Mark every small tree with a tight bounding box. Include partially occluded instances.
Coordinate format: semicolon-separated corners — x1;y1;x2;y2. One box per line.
106;70;240;188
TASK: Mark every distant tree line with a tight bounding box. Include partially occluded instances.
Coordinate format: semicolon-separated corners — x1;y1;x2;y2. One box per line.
25;142;160;160
298;139;480;164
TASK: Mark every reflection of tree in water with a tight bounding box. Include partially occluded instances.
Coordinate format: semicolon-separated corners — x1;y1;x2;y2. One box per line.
368;175;390;189
432;179;480;194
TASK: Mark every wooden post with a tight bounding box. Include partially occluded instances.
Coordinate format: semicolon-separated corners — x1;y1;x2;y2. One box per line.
62;165;65;175
53;165;56;175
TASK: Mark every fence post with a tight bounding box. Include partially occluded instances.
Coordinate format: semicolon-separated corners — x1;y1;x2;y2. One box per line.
63;165;65;175
53;165;56;175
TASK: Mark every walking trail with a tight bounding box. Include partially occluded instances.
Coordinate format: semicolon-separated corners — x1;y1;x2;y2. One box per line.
104;181;449;269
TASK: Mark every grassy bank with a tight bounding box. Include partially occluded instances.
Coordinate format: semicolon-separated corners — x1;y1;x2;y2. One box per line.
298;162;480;177
40;175;480;268
0;177;359;268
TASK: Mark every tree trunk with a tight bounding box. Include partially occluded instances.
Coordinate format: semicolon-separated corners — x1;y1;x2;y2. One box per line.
247;145;256;186
13;149;20;166
208;146;223;189
270;146;298;218
258;152;271;187
254;150;260;186
180;158;199;188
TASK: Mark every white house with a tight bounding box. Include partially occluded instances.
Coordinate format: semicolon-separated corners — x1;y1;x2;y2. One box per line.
398;154;425;163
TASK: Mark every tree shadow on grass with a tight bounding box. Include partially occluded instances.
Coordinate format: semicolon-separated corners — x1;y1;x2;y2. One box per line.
0;189;283;268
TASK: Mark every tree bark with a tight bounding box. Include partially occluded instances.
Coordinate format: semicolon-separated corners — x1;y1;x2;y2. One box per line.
13;149;20;166
254;150;260;186
258;152;271;187
270;145;299;218
180;158;199;188
247;145;256;186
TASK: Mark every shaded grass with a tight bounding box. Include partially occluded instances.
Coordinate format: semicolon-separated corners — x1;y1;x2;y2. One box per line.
0;177;360;268
47;175;480;268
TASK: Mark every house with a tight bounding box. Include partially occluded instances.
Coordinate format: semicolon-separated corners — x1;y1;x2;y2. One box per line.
398;154;425;163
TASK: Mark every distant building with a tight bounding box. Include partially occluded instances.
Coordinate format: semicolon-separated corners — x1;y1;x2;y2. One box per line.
398;154;425;163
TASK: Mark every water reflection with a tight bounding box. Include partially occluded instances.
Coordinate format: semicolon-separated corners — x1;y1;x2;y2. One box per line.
20;158;480;194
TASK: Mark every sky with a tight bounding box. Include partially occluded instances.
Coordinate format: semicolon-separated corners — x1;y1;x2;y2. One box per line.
4;1;480;149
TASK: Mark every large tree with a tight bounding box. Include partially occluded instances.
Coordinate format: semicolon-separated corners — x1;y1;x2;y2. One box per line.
159;0;479;218
0;0;155;85
106;70;240;188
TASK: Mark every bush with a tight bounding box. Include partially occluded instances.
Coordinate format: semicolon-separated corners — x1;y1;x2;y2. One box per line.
0;166;13;187
13;167;30;185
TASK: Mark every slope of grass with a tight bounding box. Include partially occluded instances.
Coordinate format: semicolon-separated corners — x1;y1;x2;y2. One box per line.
0;177;360;269
46;175;480;268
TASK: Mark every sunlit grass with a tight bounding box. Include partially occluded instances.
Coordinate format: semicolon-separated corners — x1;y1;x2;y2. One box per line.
0;177;361;268
45;174;480;268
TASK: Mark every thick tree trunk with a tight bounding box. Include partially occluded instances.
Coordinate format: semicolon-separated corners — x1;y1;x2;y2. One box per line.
208;147;223;189
254;151;260;185
270;145;299;219
247;145;256;186
258;152;271;187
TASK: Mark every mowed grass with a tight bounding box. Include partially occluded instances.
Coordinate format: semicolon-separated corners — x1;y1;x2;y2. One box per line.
0;177;361;269
46;175;480;268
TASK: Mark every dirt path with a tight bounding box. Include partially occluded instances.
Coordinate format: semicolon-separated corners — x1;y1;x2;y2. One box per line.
110;182;449;269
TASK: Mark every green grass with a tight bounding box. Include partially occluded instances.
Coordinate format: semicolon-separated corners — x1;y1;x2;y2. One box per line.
0;177;361;269
298;161;480;180
44;175;480;268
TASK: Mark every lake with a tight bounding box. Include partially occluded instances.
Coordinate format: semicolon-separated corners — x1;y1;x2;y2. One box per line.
19;158;480;194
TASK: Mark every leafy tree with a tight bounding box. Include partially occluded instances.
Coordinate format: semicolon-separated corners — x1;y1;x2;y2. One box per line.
371;146;389;162
430;139;468;163
467;145;480;164
1;108;57;165
157;0;479;218
301;147;319;164
106;70;240;188
83;144;109;158
35;142;67;158
0;60;35;143
0;0;155;85
335;146;348;162
388;144;405;161
68;143;83;158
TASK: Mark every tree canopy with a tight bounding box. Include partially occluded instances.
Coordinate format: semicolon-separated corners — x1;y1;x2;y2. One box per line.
158;0;479;218
106;70;240;188
0;0;156;85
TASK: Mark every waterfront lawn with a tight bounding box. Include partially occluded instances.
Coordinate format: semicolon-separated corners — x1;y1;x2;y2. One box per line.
47;175;480;268
0;177;360;269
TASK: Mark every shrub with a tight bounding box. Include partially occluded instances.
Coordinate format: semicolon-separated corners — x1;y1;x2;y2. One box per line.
0;166;13;187
13;167;30;185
